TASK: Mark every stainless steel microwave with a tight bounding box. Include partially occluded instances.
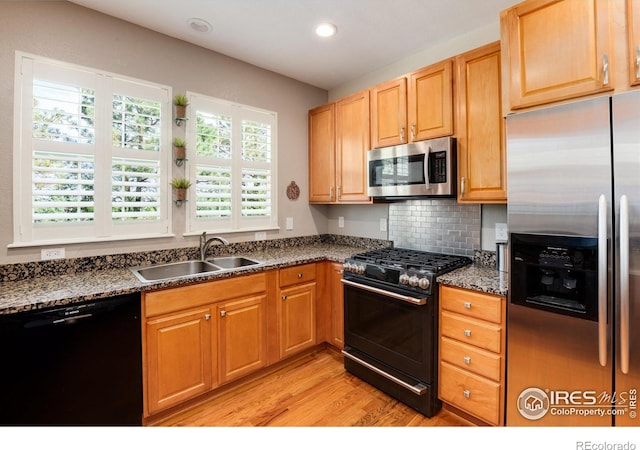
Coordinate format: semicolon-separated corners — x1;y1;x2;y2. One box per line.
367;137;456;199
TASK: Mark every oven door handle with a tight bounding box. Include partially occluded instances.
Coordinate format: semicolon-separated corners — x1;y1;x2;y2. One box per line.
342;350;427;395
341;278;427;305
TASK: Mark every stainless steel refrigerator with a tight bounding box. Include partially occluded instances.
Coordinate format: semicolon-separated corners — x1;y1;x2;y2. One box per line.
505;91;640;426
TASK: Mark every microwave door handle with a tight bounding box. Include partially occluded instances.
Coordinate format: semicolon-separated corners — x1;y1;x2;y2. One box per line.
424;146;431;191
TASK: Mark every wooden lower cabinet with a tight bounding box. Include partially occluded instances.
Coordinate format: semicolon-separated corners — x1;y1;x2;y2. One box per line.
217;294;267;384
142;272;270;417
329;262;344;349
278;264;317;359
145;306;215;415
438;285;506;426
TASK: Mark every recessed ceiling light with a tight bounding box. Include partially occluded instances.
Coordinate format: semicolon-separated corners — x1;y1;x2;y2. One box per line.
315;23;337;38
187;17;212;33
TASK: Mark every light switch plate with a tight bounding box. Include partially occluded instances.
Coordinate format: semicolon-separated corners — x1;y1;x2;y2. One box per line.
338;216;344;228
286;217;294;230
380;218;387;232
254;231;267;240
495;223;508;242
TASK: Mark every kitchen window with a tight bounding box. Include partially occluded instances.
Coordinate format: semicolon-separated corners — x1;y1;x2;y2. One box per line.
185;92;278;234
12;53;171;246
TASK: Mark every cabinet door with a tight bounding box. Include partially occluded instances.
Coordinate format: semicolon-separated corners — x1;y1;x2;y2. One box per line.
408;60;453;141
335;90;372;203
370;76;407;148
628;0;640;86
501;0;612;110
308;103;335;203
329;262;344;349
217;295;267;383
456;42;507;203
279;282;317;358
145;307;214;414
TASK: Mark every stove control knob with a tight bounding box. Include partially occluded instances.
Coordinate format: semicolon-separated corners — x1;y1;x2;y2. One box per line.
399;273;410;285
408;275;419;287
418;277;430;290
343;263;351;272
356;264;366;274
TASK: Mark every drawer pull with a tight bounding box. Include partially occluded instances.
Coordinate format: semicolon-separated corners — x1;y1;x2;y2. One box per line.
463;356;471;365
220;310;227;317
204;314;211;321
464;329;472;337
463;389;471;399
297;273;303;278
464;302;472;309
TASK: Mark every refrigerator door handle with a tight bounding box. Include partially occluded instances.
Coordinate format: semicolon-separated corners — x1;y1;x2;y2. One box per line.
620;194;630;374
598;194;608;367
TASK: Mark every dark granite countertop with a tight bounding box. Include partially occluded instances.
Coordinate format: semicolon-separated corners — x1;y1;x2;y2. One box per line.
0;238;385;316
437;263;508;297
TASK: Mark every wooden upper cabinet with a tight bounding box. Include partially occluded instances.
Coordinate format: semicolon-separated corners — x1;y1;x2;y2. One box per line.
408;59;454;141
456;42;507;204
628;0;640;86
501;0;613;111
335;90;371;203
370;76;407;148
308;103;335;203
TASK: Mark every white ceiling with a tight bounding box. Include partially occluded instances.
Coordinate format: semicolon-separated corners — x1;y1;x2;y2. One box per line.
66;0;517;90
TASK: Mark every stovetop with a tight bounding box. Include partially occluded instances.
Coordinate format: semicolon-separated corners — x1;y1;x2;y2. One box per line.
342;247;472;296
349;247;471;274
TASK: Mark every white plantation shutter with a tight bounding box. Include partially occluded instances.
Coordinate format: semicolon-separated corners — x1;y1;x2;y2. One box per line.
13;53;170;246
187;93;277;233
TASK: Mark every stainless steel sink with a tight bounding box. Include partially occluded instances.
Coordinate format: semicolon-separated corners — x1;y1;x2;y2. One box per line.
207;256;262;269
130;260;221;282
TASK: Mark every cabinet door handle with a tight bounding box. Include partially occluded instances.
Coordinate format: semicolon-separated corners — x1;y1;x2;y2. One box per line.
463;302;472;309
460;177;466;197
410;122;415;140
463;356;471;365
220;310;227;317
603;54;609;85
463;389;471;399
464;329;472;337
329;186;334;201
400;125;405;142
636;46;640;79
282;295;287;300
204;314;211;321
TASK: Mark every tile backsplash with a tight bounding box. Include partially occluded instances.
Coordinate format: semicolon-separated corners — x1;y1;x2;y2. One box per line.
389;199;480;257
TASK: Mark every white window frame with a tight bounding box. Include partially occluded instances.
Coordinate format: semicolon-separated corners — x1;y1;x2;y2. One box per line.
11;52;172;247
185;92;278;234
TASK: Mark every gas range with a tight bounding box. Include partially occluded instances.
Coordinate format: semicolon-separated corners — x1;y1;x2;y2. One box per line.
342;247;472;297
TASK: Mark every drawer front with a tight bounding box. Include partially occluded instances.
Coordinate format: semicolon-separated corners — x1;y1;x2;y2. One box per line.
439;361;501;425
440;336;502;382
144;272;267;317
440;311;502;353
279;263;317;287
440;285;503;324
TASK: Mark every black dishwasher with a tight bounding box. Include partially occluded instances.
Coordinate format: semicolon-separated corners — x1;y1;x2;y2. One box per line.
0;293;142;426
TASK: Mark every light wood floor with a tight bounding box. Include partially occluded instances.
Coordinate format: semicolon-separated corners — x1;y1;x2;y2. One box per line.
156;348;472;427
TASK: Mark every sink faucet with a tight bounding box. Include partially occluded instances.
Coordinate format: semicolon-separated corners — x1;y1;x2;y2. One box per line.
200;232;229;260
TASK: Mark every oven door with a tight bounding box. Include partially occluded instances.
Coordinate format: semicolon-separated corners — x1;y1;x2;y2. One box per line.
342;280;436;383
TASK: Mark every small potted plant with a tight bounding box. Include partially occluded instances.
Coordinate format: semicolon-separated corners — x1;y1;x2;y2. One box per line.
173;136;187;160
173;94;189;119
170;177;192;201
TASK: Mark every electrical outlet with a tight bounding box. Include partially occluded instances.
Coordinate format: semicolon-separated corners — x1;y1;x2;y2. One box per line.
338;216;344;228
41;248;65;260
254;231;267;240
495;223;509;242
380;218;387;232
286;217;294;230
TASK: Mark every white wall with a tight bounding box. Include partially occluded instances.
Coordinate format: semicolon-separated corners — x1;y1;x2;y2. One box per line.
0;1;329;264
